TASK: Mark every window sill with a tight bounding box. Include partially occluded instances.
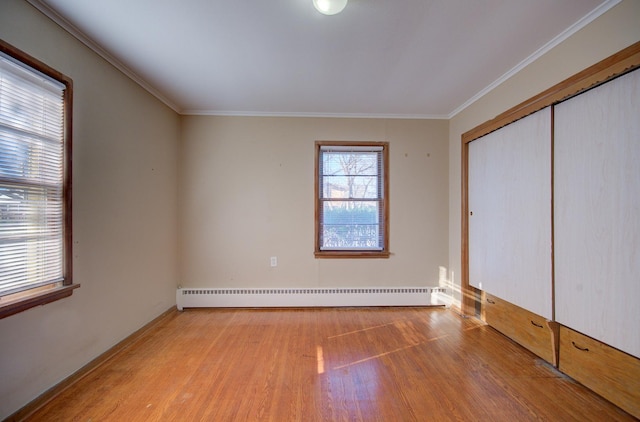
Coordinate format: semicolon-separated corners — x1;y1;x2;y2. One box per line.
315;251;391;259
0;284;80;319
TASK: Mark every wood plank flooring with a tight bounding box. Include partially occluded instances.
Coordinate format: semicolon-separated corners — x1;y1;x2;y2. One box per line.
22;307;635;421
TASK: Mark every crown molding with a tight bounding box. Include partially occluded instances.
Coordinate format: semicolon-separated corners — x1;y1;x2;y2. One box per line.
182;109;448;119
448;0;622;119
26;0;181;113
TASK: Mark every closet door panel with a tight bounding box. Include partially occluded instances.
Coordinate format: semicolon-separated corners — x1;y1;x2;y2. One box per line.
468;107;552;319
554;69;640;358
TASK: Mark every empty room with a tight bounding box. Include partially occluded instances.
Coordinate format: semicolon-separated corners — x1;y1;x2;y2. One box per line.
1;0;639;420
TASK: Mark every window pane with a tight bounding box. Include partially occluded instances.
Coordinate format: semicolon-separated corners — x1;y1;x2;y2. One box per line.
0;180;64;296
0;129;63;185
321;201;381;249
322;175;379;199
322;151;379;176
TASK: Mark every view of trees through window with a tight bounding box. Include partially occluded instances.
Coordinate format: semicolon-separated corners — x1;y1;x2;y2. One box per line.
319;147;383;250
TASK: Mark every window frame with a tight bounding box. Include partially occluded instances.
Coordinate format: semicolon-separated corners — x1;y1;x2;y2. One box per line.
314;140;390;259
0;39;77;319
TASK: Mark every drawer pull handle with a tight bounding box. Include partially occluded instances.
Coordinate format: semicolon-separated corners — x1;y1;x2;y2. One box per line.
486;298;495;304
530;320;543;328
571;341;589;352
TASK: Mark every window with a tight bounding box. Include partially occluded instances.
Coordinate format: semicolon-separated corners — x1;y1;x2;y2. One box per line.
315;141;389;258
0;40;76;318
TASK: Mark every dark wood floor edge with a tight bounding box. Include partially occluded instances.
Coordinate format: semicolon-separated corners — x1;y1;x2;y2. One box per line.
4;306;178;422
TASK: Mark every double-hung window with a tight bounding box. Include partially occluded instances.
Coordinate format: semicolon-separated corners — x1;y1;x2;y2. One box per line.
315;141;389;258
0;40;75;318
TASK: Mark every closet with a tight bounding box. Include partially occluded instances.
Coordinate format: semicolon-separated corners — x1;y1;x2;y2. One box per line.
462;42;640;418
554;69;640;359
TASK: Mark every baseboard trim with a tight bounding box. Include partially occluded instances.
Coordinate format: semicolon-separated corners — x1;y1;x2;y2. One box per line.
177;286;448;309
5;307;177;422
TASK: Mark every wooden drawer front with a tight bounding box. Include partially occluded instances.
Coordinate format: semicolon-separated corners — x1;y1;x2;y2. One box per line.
484;293;557;365
559;326;640;419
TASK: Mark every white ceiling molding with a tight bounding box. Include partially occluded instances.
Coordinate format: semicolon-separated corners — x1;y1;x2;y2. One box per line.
182;109;449;120
26;0;182;113
448;0;622;119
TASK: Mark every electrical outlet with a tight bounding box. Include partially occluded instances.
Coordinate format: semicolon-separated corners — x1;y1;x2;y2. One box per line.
270;257;277;267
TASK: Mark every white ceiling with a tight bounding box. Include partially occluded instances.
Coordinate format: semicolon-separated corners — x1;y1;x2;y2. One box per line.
31;0;612;118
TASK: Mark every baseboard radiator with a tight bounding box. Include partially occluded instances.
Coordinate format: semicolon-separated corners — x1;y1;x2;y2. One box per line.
176;287;449;310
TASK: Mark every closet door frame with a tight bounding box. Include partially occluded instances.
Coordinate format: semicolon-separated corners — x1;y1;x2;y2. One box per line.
461;41;640;316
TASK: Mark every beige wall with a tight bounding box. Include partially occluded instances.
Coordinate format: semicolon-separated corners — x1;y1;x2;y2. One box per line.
448;0;640;309
180;116;449;289
0;0;180;418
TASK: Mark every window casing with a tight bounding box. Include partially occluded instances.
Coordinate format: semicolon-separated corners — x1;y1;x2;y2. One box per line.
0;40;76;318
315;141;389;258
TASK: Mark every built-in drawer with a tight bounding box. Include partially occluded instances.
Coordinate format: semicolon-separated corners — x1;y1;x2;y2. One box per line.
483;293;558;365
559;326;640;419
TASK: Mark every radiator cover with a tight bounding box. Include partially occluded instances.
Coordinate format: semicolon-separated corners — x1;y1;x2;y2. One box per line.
176;287;448;310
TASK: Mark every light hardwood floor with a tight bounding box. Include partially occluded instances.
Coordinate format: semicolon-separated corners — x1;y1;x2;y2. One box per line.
21;307;635;421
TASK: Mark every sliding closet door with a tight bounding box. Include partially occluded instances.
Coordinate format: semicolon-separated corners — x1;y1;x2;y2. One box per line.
554;69;640;358
468;107;552;319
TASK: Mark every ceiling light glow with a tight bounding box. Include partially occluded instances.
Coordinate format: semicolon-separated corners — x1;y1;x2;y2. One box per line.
313;0;348;15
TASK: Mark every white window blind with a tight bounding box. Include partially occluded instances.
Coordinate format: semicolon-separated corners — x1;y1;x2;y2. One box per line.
0;52;66;296
318;145;384;250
